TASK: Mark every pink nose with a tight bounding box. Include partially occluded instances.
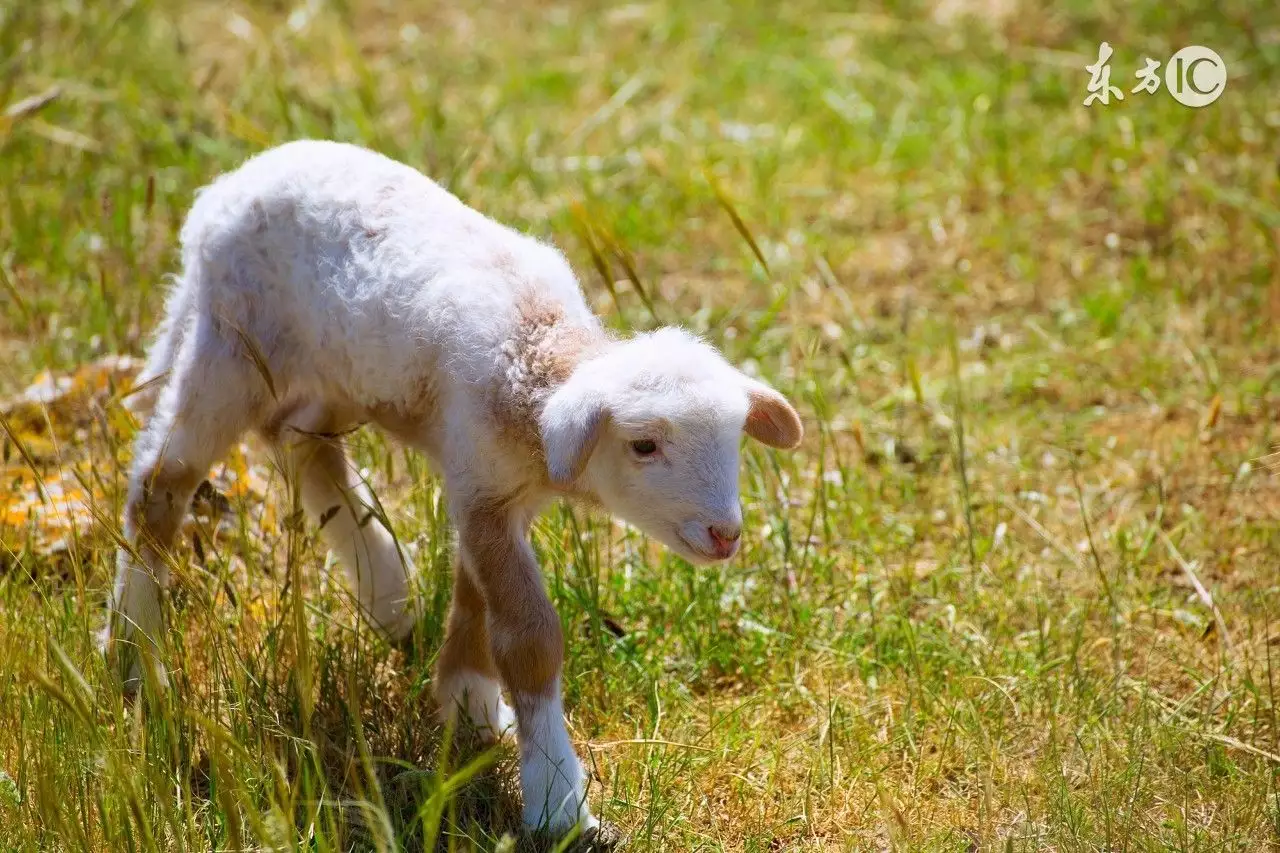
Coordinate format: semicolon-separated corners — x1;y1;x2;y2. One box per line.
708;524;741;557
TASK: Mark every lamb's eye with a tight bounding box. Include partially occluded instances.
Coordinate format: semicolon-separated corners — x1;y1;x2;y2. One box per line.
631;439;658;457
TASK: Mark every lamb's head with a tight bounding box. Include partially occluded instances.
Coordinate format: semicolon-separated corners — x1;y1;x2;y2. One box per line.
539;328;802;563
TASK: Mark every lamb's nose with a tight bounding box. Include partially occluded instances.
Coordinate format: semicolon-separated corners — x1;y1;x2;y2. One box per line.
708;524;741;556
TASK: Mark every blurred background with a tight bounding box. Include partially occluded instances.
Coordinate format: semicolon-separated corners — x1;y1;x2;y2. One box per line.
0;1;1277;850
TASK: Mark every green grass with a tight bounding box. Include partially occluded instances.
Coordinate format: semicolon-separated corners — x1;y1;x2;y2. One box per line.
2;0;1279;849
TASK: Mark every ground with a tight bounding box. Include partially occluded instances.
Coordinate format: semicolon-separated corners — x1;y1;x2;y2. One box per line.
1;0;1278;850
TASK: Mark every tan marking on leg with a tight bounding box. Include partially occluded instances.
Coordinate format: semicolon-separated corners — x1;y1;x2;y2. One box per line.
458;497;563;695
436;560;499;682
456;495;593;831
435;564;515;739
106;343;265;688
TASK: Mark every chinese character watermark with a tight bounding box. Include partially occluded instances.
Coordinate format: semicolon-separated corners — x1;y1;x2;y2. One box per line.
1132;58;1161;95
1085;43;1226;108
1084;42;1124;106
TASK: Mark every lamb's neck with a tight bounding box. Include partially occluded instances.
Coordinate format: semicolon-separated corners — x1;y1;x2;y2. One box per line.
491;293;608;468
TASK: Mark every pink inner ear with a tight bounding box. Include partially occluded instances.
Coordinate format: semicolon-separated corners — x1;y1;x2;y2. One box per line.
744;386;803;449
746;407;780;446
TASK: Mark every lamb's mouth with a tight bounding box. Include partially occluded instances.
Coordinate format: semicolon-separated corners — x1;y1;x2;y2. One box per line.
675;529;720;563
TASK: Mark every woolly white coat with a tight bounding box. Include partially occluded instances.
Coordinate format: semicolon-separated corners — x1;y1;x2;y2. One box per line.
104;140;803;838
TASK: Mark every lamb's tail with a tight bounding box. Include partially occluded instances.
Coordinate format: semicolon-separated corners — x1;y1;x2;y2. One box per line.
126;274;195;417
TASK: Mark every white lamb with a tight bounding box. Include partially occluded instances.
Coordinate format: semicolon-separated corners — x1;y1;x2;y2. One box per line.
103;140;803;838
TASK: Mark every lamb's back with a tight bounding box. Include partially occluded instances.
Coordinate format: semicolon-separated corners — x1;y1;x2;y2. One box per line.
175;141;591;407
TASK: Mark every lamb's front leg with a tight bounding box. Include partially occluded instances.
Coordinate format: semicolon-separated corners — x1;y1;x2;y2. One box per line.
458;500;596;835
435;558;515;742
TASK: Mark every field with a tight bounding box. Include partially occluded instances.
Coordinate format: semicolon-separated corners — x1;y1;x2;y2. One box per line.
1;0;1278;850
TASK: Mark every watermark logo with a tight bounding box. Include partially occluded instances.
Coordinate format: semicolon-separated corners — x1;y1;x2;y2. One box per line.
1133;58;1161;95
1083;42;1124;106
1165;46;1227;107
1084;42;1227;108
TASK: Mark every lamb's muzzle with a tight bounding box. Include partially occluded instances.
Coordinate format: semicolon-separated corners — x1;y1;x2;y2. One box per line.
101;139;803;837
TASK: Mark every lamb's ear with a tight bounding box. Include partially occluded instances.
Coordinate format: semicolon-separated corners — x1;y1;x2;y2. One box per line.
742;379;803;449
540;382;609;484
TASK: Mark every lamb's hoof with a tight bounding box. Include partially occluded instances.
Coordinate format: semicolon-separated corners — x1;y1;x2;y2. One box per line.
522;822;625;852
576;822;625;851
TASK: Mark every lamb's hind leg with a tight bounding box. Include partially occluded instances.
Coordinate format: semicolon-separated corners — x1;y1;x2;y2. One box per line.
104;322;266;690
278;404;420;640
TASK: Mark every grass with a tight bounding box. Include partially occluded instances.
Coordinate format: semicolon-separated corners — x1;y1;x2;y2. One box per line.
1;0;1278;849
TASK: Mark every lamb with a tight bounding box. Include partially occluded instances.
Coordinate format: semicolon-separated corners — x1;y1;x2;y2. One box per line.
102;140;803;838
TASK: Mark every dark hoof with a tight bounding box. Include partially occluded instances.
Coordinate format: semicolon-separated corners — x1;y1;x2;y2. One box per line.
578;822;626;851
522;821;625;852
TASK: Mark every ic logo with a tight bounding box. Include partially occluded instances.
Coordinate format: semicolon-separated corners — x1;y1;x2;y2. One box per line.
1165;46;1227;107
